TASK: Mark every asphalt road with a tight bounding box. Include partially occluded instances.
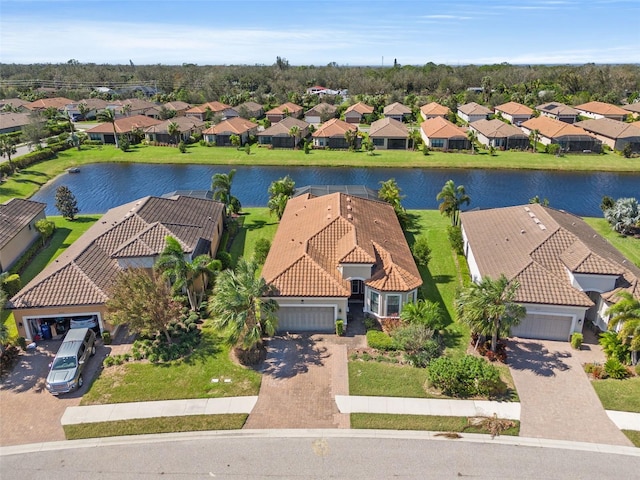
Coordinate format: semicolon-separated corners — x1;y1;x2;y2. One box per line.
2;431;638;479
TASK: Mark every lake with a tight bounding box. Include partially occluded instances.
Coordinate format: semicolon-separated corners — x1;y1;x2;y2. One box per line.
31;163;640;217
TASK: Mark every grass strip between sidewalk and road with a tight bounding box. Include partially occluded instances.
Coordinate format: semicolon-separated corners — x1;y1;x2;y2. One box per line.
63;414;248;440
622;430;640;447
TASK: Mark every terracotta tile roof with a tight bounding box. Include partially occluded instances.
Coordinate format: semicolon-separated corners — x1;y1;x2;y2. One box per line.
457;102;492;116
420;102;450;117
262;192;421;297
495;101;533;116
461;204;640;307
420;116;467;139
305;103;337;116
163;101;191;111
0;199;46;249
25;97;73;110
86;114;161;134
369;117;409;138
266;102;303;116
9;196;224;309
575;101;628;117
67;98;109;110
575;118;640;140
312;118;357;138
470;119;528;139
536;102;580;117
258;117;309;136
520;116;595;140
144;116;205;133
201;117;257;135
345;102;374;115
238;101;263;111
383;102;411;116
622;103;640;114
186;101;232;114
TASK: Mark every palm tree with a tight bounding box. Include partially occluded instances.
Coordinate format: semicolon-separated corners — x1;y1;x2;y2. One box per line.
529;129;540;152
167;120;181;145
436;180;470;227
344;129;357;151
455;274;526;352
0;134;18;173
121;103;132;117
378;178;408;227
207;258;278;362
607;291;640;364
155;236;220;310
268;175;295;220
97;108;119;148
400;299;446;331
211;169;239;216
288;125;301;149
77;102;90;120
467;129;477;154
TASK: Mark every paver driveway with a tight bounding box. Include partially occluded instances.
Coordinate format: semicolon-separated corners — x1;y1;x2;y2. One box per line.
244;335;350;429
507;337;632;446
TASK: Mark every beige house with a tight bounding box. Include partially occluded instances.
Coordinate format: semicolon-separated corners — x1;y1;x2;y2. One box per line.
304;103;337;124
520;116;602;152
86;114;161;144
575;101;629;121
457;102;492;123
262;188;422;332
344;102;374;124
469;119;529;150
622;103;640;119
312;118;359;149
0;112;31;134
461;204;640;342
202;117;258;146
383;102;412;122
575;118;640;152
9;195;225;341
144;116;206;144
494;101;533;125
368;117;410;150
536;102;580;124
257;117;309;148
0;199;46;273
236;101;264;119
420;117;470;150
420;102;450;121
25;97;74;112
185;101;238;121
265;102;303;123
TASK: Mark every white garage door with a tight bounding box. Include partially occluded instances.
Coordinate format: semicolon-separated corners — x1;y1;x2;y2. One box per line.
277;306;335;333
511;313;573;341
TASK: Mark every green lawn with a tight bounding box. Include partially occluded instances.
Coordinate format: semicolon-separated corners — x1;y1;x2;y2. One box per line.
228;208;279;265
591;377;640;413
351;413;519;436
623;430;640;447
81;325;261;405
583;217;640;268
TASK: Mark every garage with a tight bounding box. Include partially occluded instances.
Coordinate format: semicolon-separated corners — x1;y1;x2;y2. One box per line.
276;306;335;333
510;313;573;341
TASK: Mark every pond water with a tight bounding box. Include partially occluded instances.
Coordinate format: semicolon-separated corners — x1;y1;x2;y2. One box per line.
30;163;640;217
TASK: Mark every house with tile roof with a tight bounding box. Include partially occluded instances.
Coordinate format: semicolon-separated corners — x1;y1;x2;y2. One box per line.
0;98;29;111
265;102;303;123
575;118;640;152
304;103;337;124
420;102;450;121
520;116;602;153
494;102;533;125
460;204;640;341
8;195;225;341
202;117;258;146
420;117;470;150
65;98;109;121
312;118;359;149
469;119;529;150
86;114;161;144
162;101;192;117
457;102;492;123
621;103;640;119
111;98;161;118
236;101;264;120
575;101;629;121
257;117;309;148
368;117;410;150
262;189;422;332
383;102;412;122
24;97;74;112
185;101;238;121
0;199;46;273
344;102;375;124
536;102;580;124
144;116;206;144
0;112;31;134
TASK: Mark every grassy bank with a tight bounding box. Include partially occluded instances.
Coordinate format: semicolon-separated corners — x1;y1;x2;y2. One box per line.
583;217;640;267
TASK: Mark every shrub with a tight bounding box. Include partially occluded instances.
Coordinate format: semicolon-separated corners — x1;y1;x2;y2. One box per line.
119;136;130;152
216;251;232;270
0;345;20;375
15;336;27;350
103;356;115;367
604;358;628;379
412;236;431;267
428;355;502;398
102;331;112;345
335;319;344;336
447;226;464;255
570;333;583;350
178;141;187;153
253;238;271;265
366;330;397;351
599;331;629;363
1;273;21;297
363;316;379;331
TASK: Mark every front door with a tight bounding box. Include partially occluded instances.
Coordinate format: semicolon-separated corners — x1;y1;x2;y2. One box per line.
350;280;364;301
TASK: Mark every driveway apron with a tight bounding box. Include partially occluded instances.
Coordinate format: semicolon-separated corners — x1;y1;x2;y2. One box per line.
244;335;350;429
507;337;632;446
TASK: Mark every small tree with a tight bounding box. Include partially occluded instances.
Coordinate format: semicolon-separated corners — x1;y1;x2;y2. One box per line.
54;186;80;220
268;175;296;220
412;236;431;267
230;134;241;149
253;238;271;265
622;143;633;159
35;218;56;246
0;134;18;172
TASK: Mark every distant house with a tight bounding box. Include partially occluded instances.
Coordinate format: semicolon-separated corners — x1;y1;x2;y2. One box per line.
494;102;533;125
420;117;470;150
257;117;309;148
368;117;410;150
144;116;206;144
469;119;529;150
236;101;264;119
420;102;450;121
344;102;374;124
306;85;329;95
0;98;28;111
312;118;359;149
575;118;640;152
185;101;238;121
520;116;602;152
112;98;161;118
304;103;337;124
575;101;628;121
622;103;640;120
457;102;492;123
202;117;258;146
536;102;580;124
265;102;303;123
65;98;109;121
0;199;46;273
383;102;412;122
0;112;31;134
162;101;192;117
24;97;74;112
86;114;161;144
306;86;348;98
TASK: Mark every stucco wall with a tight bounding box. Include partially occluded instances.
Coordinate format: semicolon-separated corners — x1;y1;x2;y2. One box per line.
0;210;45;272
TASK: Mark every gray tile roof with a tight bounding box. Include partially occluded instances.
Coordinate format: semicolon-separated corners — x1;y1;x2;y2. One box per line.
0;199;46;249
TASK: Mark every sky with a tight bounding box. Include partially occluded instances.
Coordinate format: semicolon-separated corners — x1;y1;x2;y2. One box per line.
1;0;639;66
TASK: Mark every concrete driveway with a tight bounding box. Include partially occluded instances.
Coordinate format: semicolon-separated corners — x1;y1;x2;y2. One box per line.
244;335;350;429
507;336;632;446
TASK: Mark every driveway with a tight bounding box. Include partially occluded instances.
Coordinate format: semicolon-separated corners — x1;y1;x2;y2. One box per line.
244;335;351;429
507;336;632;446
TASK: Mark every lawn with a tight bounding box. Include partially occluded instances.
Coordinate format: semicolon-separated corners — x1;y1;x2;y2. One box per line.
591;376;640;413
623;430;640;447
81;325;261;405
227;207;279;265
583;217;640;268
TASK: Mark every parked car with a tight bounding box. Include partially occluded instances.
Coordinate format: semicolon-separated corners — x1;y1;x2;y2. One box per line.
45;328;96;395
